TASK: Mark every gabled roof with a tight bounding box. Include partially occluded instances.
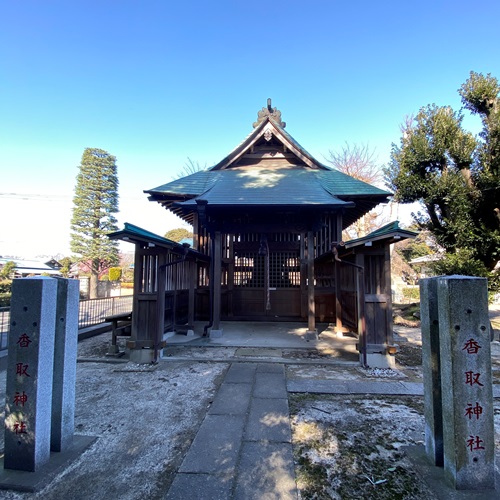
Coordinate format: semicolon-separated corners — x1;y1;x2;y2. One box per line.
343;221;418;249
210;117;329;171
0;257;62;276
145;110;392;227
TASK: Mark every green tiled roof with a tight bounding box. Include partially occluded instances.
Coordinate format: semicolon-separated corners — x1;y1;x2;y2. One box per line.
175;168;354;208
144;115;392;227
344;221;418;248
108;222;179;245
147;171;218;197
147;168;389;202
108;223;208;260
317;169;390;197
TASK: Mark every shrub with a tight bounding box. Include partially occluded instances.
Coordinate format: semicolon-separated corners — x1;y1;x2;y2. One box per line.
402;287;420;303
109;267;122;282
0;292;11;307
0;279;12;294
431;249;489;278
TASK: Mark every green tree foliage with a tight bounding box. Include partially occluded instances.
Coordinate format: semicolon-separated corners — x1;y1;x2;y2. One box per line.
0;261;16;279
109;267;122;281
59;256;73;278
395;230;433;263
70;148;120;298
385;72;500;274
164;227;193;243
0;261;15;306
431;248;490;277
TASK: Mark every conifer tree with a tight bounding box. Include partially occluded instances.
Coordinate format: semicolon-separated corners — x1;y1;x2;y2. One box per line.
71;148;120;298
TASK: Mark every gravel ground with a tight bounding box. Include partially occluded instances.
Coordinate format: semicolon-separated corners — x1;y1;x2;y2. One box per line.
0;333;227;500
1;323;500;499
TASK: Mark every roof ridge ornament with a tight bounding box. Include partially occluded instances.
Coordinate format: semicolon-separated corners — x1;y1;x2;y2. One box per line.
253;98;286;128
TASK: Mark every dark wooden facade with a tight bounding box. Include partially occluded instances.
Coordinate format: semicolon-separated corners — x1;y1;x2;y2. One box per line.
113;103;416;364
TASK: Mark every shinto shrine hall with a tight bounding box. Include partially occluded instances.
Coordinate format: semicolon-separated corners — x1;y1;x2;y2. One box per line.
109;100;416;367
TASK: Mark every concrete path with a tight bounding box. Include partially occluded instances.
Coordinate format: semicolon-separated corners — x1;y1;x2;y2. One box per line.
166;362;297;500
164;357;500;499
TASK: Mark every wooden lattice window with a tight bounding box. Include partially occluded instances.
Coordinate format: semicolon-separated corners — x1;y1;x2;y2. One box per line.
234;251;300;288
140;254;158;293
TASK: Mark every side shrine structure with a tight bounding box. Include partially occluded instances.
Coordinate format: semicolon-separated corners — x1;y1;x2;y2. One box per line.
110;101;416;367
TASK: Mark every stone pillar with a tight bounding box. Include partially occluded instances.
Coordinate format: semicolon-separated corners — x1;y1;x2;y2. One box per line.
4;277;57;471
438;276;495;490
420;277;443;466
51;278;79;452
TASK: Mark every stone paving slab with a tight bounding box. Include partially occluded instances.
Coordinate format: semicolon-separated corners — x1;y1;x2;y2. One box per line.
235;348;282;357
224;363;257;383
179;414;245;475
253;371;288;398
166;473;234;500
399;381;425;395
245;397;291;442
257;362;285;374
345;380;405;394
234;441;297;500
287;379;350;394
208;382;253;415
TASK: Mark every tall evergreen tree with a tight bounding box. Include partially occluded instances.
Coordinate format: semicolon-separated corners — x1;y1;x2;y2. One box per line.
71;148;120;298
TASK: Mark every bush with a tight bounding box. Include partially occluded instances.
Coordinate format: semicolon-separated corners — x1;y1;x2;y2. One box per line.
0;292;11;307
109;267;122;282
0;279;12;294
431;249;489;278
402;287;420;303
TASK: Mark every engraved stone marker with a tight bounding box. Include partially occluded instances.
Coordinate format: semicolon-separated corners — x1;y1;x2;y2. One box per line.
51;278;79;452
437;276;495;490
4;277;57;471
420;276;443;466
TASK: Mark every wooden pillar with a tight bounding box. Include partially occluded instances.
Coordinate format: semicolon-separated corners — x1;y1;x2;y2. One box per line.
335;213;343;332
131;245;143;341
307;231;316;333
335;259;343;331
212;231;222;331
188;260;196;326
154;258;167;363
384;245;394;346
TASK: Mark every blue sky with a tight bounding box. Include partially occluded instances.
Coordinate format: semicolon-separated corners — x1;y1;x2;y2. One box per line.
1;0;499;257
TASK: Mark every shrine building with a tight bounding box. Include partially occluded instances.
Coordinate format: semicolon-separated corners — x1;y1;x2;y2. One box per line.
109;101;416;367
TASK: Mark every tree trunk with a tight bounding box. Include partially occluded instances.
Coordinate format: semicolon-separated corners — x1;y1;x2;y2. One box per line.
89;272;99;299
89;258;100;299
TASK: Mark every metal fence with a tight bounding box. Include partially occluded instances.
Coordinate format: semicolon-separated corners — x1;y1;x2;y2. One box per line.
0;307;9;351
0;296;133;352
78;295;133;329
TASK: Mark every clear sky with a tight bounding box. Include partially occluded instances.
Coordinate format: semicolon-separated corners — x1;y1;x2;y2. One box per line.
1;0;499;259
